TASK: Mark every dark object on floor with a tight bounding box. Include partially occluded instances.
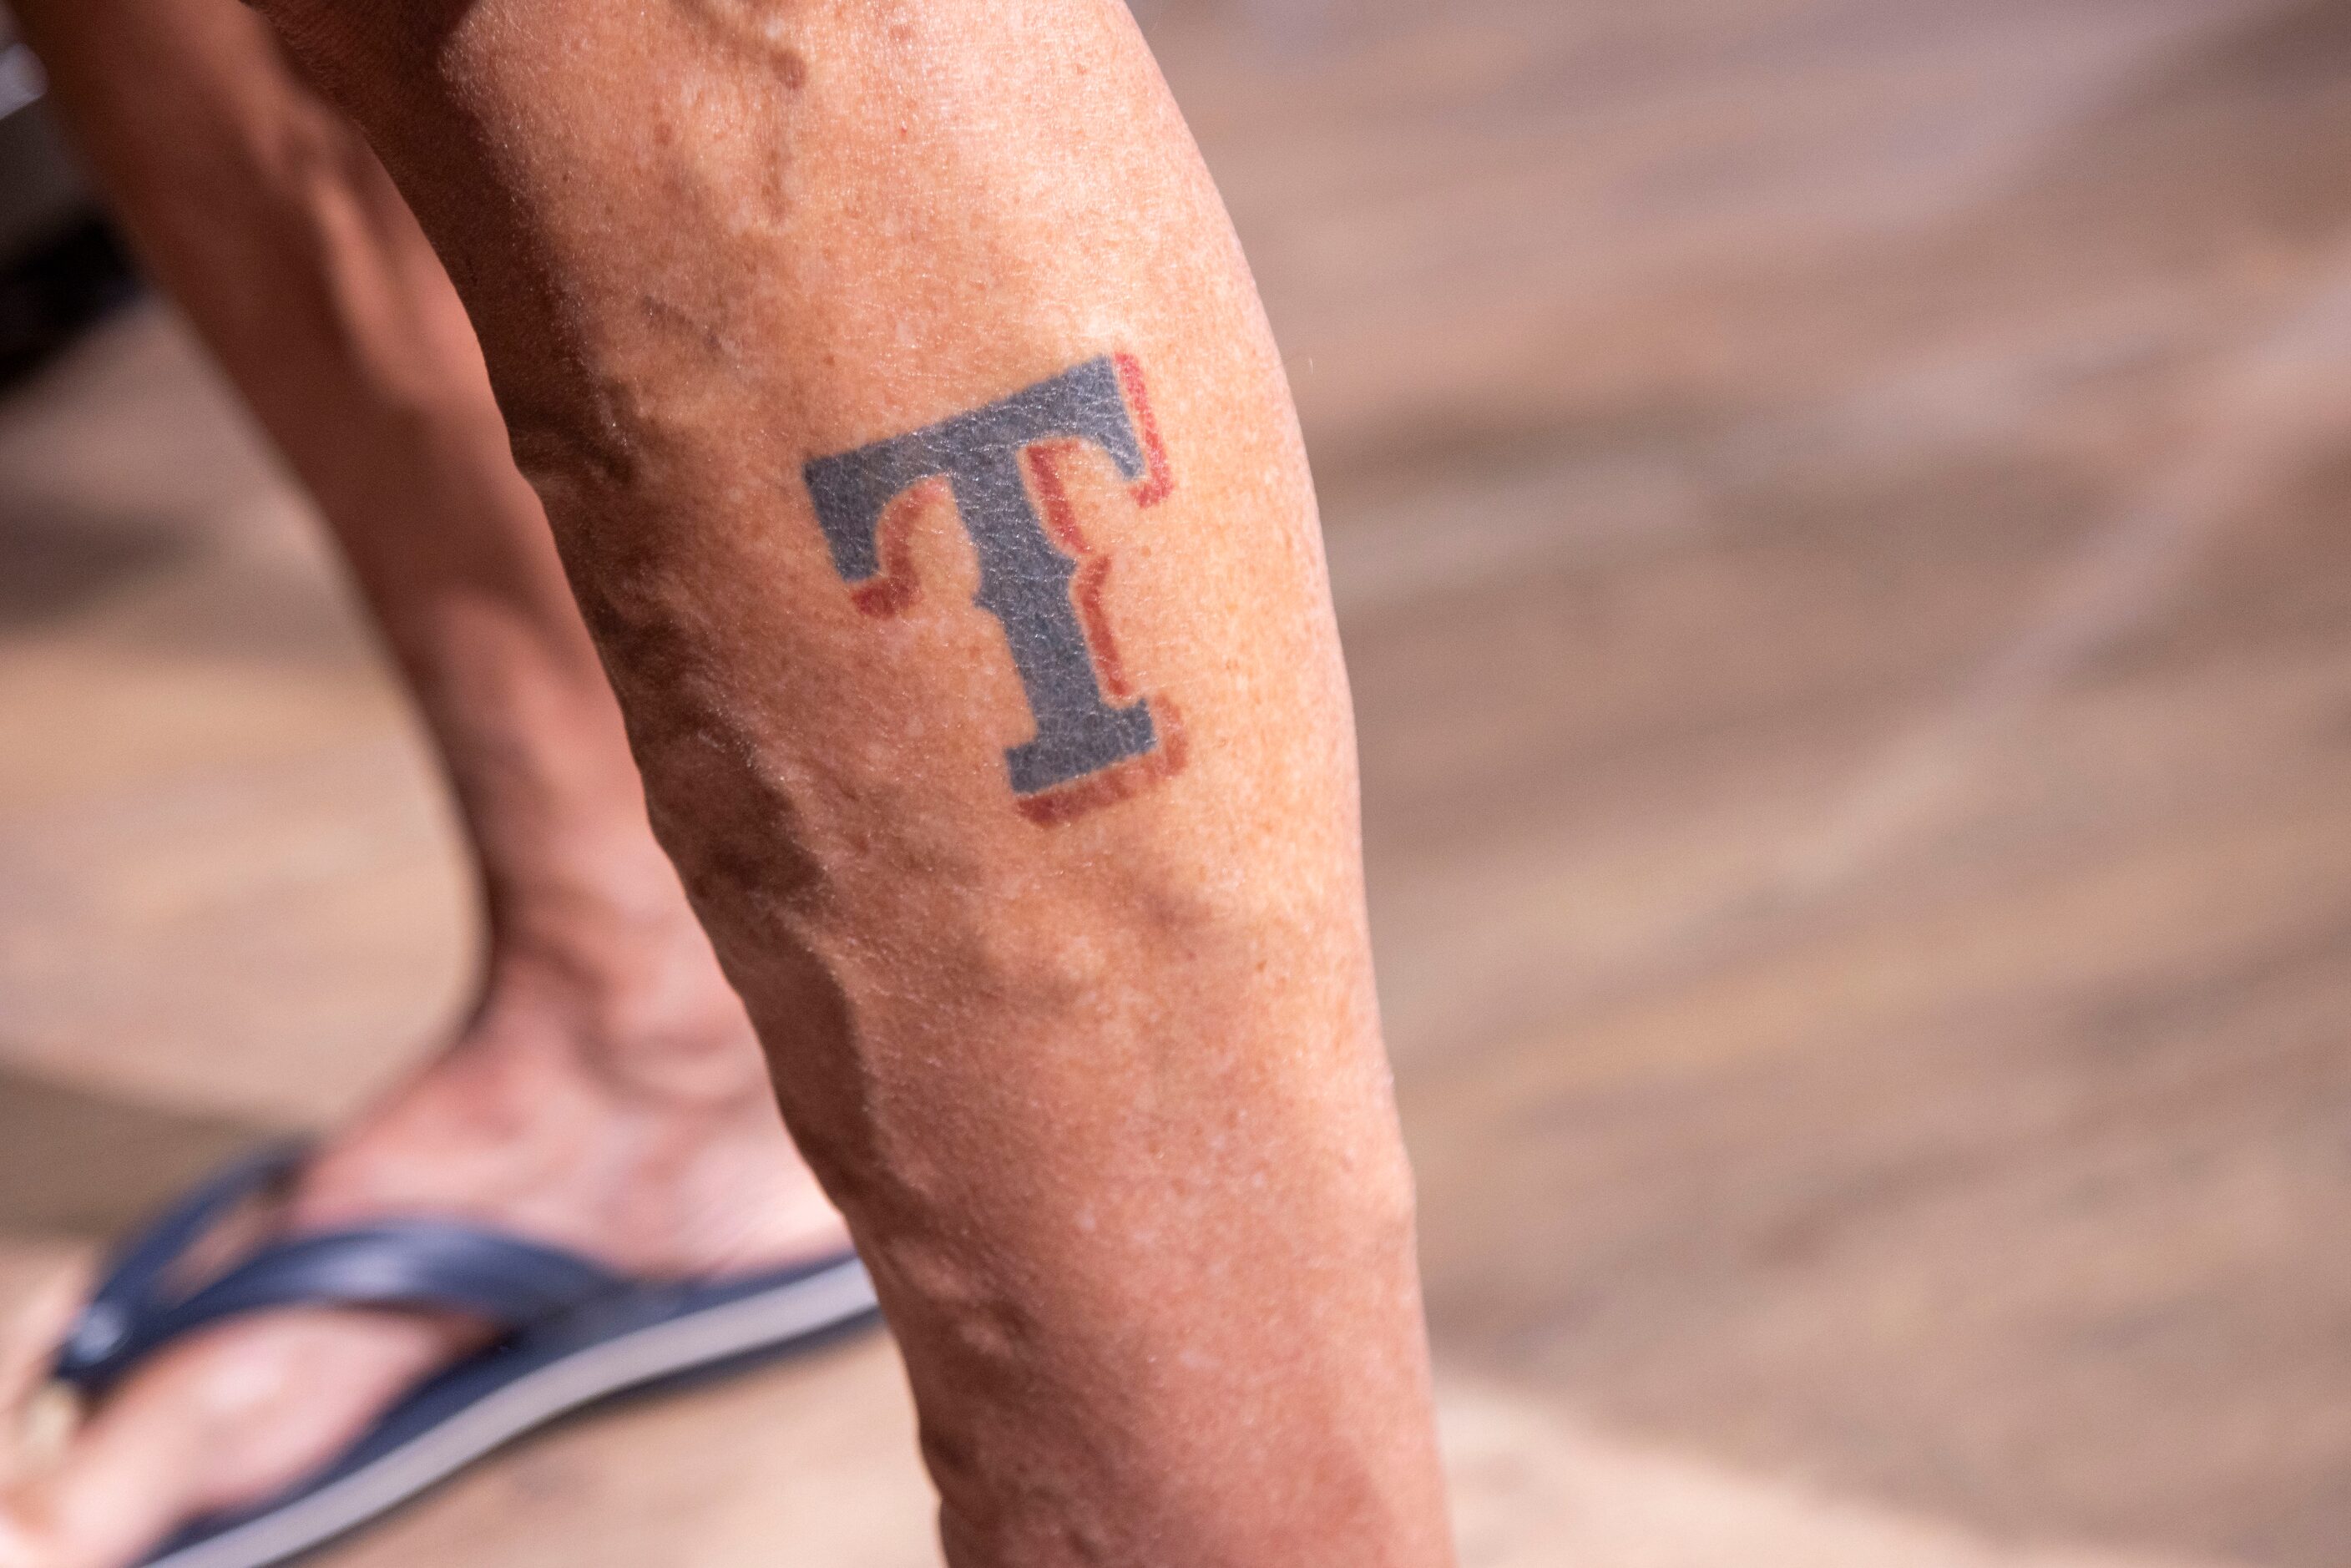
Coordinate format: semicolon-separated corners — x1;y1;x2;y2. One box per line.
0;42;140;392
0;212;139;390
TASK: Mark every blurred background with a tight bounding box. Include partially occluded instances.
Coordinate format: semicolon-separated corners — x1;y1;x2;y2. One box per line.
5;1;2351;1563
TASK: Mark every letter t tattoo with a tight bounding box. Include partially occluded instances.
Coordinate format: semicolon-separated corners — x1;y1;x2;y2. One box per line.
805;356;1179;816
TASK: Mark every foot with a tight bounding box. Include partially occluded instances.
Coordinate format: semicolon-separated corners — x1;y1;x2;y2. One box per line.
0;957;848;1568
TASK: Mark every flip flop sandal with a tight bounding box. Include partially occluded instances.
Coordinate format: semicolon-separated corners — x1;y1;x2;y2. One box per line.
33;1143;879;1568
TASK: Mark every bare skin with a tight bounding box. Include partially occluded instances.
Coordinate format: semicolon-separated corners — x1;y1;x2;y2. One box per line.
0;2;846;1560
3;0;1454;1560
231;0;1458;1562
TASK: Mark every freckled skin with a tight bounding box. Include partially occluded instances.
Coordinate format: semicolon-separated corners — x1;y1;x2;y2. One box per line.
227;0;1455;1563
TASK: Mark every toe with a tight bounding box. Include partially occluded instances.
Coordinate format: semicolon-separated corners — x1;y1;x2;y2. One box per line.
0;1378;208;1568
0;1310;474;1568
0;1262;93;1484
0;1502;45;1568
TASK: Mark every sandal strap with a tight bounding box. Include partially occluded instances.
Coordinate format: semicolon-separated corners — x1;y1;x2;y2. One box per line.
68;1141;309;1355
58;1211;624;1398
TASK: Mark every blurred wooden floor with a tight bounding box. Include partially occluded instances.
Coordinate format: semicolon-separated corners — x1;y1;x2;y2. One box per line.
8;0;2351;1563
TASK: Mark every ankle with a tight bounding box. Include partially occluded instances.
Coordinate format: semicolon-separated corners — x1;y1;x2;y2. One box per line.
465;928;775;1114
297;941;829;1272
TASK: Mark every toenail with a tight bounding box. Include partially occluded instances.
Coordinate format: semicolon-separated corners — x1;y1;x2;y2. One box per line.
17;1382;80;1472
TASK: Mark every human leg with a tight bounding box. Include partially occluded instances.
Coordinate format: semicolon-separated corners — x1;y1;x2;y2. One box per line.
248;0;1455;1561
2;1;845;1559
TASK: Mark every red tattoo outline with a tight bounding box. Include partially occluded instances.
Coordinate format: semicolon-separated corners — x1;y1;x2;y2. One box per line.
848;478;949;618
1013;434;1186;825
1016;699;1190;826
1115;352;1176;509
831;352;1183;826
